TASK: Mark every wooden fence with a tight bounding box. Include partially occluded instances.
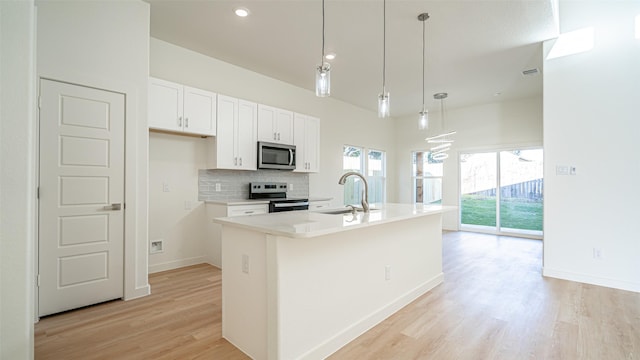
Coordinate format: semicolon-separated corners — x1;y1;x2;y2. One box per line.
467;178;543;200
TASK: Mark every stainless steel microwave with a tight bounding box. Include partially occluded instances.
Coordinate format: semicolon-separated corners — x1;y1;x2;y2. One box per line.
257;142;296;170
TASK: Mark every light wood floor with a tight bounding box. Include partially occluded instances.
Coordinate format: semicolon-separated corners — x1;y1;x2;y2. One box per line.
35;232;640;359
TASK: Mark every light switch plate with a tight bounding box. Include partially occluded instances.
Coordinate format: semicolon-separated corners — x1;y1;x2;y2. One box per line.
556;165;569;175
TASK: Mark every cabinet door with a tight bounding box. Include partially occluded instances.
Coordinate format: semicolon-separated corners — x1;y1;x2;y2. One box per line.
216;95;237;169
293;113;307;172
236;99;258;170
257;104;276;142
304;116;320;173
183;86;216;136
275;109;294;144
149;78;183;132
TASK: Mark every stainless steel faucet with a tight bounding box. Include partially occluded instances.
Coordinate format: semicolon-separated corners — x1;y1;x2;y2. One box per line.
338;171;370;213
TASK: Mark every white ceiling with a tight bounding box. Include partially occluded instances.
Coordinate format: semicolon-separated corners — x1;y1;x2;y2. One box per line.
147;0;558;117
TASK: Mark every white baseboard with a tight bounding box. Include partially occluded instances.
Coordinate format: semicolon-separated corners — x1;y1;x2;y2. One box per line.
300;273;445;360
148;256;208;274
543;267;640;293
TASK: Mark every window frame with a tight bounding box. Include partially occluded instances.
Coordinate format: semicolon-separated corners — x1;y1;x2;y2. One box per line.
412;150;443;204
342;144;387;205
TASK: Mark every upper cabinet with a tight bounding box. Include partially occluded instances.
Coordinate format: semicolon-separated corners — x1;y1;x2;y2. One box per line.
257;105;294;145
149;77;216;136
294;113;320;173
210;94;257;170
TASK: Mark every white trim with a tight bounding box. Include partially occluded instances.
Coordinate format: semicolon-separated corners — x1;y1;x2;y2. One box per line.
543;267;640;293
298;273;444;360
148;257;209;274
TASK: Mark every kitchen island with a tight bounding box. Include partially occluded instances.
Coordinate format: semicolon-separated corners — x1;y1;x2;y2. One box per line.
213;203;454;360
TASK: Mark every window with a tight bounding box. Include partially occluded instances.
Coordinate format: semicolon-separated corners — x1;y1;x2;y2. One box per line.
460;148;543;236
343;145;386;206
412;151;443;204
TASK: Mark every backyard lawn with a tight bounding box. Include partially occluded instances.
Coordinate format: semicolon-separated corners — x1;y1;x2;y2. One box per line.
461;195;543;231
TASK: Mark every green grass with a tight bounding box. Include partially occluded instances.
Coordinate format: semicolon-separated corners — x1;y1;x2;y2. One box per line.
461;195;543;231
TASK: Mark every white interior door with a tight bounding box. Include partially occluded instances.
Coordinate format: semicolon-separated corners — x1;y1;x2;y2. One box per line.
38;79;125;317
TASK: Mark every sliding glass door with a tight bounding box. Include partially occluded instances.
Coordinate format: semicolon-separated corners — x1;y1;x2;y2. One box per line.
460;148;543;237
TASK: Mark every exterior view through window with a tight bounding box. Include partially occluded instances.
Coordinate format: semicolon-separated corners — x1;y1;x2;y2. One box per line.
343;145;386;206
412;151;443;204
460;148;543;236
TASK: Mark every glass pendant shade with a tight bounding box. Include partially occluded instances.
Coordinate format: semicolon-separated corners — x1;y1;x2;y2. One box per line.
315;63;331;97
378;92;390;118
418;109;429;130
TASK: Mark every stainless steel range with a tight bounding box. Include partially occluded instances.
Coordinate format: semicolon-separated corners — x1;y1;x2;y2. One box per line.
249;182;309;212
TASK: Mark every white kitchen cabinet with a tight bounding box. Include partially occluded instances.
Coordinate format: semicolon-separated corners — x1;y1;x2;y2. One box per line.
206;202;269;268
210;94;257;170
226;203;269;217
309;200;331;211
294;113;320;173
257;104;294;145
148;77;216;136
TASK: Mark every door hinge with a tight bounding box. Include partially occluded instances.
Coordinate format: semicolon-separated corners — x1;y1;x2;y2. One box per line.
38;95;42;109
37;187;40;199
37;274;41;287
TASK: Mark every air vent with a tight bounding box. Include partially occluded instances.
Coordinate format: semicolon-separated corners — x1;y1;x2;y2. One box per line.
522;68;539;76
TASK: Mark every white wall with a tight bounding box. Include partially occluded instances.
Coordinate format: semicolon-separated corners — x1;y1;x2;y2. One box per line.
543;1;640;292
0;1;36;358
36;0;150;299
395;97;543;229
148;132;210;272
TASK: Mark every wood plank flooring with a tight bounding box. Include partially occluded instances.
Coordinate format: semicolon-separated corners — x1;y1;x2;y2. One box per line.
35;232;640;359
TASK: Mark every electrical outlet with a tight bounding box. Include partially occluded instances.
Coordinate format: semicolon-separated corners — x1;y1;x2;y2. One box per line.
184;200;191;210
289;183;293;191
163;182;170;192
569;166;577;175
242;254;249;274
385;265;391;281
215;183;221;192
150;240;164;254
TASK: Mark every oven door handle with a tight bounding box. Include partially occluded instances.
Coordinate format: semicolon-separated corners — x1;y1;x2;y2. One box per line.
273;201;309;208
289;149;294;167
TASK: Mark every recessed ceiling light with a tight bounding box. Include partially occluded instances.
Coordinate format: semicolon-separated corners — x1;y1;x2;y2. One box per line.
494;92;502;96
234;7;250;17
325;53;336;60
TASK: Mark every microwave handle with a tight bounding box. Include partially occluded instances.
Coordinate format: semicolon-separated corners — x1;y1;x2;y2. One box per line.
289;149;294;166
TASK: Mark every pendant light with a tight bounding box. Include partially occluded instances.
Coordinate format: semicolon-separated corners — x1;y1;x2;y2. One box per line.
377;0;390;118
315;0;330;97
425;92;456;161
418;13;430;130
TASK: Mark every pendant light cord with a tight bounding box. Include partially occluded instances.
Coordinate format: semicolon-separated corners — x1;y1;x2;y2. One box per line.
321;0;325;64
421;16;425;109
382;0;386;93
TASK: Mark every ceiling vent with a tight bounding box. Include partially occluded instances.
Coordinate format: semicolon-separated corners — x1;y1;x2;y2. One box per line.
522;68;539;76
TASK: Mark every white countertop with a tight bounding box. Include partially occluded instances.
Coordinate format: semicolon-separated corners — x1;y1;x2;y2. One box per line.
212;203;456;238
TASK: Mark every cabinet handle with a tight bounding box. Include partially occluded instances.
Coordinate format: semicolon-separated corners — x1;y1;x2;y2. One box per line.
277;133;281;141
273;132;277;141
178;116;183;127
239;157;243;166
244;211;254;214
185;117;189;128
234;157;237;166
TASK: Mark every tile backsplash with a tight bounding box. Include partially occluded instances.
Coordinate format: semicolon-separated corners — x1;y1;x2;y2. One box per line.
198;169;309;201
